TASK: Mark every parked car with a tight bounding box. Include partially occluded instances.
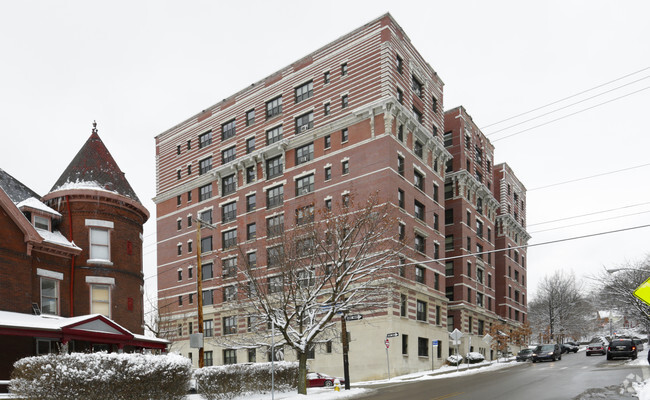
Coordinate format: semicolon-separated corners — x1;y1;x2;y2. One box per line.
307;372;345;387
532;344;562;362
516;348;534;362
562;342;579;353
586;341;607;356
633;338;645;351
607;338;637;360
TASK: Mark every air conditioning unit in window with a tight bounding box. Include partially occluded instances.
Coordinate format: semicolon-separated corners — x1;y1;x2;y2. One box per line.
300;125;308;133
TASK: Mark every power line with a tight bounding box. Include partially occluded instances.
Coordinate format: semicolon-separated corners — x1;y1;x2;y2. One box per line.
528;210;650;234
527;201;650;227
491;86;650;142
528;162;650;191
481;66;650;129
484;75;650;136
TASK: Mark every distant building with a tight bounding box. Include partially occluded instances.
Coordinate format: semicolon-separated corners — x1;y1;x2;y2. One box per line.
0;123;164;386
153;13;529;380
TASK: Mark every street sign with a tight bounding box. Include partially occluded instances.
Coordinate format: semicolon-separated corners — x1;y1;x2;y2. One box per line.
449;328;463;341
385;339;390;348
634;277;650;306
432;340;439;346
345;314;363;321
386;332;399;338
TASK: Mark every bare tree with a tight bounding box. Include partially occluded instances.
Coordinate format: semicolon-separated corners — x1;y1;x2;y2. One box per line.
527;270;593;342
595;255;650;334
218;193;404;395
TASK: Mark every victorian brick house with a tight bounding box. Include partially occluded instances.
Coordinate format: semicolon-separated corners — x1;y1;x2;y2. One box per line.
0;123;165;386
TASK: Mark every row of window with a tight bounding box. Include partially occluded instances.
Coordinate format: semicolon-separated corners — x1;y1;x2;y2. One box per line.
39;277;111;318
445;286;488;310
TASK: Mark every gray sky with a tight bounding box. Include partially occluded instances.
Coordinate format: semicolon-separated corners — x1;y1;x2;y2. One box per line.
2;1;649;301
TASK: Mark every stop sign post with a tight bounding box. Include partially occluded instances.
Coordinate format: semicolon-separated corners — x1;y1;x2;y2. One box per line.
385;339;390;348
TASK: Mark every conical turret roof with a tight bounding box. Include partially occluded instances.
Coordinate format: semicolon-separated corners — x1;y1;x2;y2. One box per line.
49;122;141;203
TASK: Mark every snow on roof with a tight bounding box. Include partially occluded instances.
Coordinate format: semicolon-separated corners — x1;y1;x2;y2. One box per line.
16;196;61;216
36;228;81;250
0;310;75;331
50;179;120;195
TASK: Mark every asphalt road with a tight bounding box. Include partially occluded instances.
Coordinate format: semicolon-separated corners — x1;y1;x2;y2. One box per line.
355;350;650;400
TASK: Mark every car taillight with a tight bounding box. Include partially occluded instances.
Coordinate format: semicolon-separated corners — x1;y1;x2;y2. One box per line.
633;346;636;351
608;346;612;351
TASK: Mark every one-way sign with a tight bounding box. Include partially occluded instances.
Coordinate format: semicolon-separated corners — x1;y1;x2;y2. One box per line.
386;332;399;338
345;314;363;321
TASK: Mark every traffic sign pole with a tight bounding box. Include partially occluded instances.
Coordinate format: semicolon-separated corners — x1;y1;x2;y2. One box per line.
385;340;390;381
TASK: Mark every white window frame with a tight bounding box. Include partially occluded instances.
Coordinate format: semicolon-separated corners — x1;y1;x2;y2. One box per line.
90;284;111;318
40;277;59;315
33;215;50;230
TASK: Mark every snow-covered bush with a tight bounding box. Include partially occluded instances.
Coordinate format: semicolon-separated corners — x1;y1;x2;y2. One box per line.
465;352;485;364
10;352;191;400
194;361;298;400
446;354;463;366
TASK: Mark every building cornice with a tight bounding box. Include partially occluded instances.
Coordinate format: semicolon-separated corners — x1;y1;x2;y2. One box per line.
496;213;531;243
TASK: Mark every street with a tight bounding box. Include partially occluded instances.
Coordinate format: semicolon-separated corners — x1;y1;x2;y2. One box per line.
355;350;650;400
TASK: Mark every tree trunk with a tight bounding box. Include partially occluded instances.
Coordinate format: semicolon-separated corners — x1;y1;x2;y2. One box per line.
297;350;308;395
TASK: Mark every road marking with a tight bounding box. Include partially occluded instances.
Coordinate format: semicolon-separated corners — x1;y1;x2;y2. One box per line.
432;392;464;400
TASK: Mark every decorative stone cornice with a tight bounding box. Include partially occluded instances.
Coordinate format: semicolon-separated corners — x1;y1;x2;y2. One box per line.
496;213;532;243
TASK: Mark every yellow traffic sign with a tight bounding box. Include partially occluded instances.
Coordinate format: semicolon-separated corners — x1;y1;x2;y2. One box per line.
633;277;650;306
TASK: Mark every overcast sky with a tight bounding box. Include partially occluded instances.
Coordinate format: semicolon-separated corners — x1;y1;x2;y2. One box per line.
2;1;649;301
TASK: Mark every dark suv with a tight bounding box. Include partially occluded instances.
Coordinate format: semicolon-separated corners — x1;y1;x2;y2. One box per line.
607;338;637;360
532;343;562;362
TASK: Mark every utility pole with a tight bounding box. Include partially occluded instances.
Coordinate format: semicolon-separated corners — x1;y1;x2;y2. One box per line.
341;310;350;390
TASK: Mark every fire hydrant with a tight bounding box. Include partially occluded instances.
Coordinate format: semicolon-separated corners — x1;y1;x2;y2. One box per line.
333;378;341;392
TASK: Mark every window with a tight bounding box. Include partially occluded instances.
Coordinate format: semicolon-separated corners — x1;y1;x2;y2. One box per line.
414;141;423;158
443;131;452;147
89;228;110;261
246;109;255;126
222;174;236;196
187;139;191;150
416;300;427;321
445;261;454;276
418;337;428;357
187;164;192;176
202;262;213;280
324;102;330;116
434;243;440;259
432;96;438;112
204;351;213;366
414;200;425;221
477;292;484;308
267;214;284;238
268;275;283;292
341;128;348;143
187;190;192;202
222;146;236;164
247;252;257;268
197;157;211;175
203;319;213;337
295;143;314;165
177;169;182;180
475;146;483;164
433;213;439;230
412;107;423;124
34;215;49;230
221;119;236;141
222;229;237;250
399;257;406;277
222;202;236;223
436;306;441;325
41;278;58;315
324;135;331;149
398;124;404;141
176;219;182;231
402;334;408;355
295;174;314;196
342;160;349;175
342;193;350;207
246;194;256;212
246;165;256;184
324;166;331;181
295;111;314;133
176;144;181;155
446;287;454;302
177;243;182;255
266;185;284;209
398;223;405;241
188;241;192;253
400;294;407;317
296;205;314;225
397;88;403;104
295;81;313;103
264;125;283;146
91;284;110;317
203;290;213;306
247;223;256;240
246;137;256;154
178;296;183;307
411;75;423;97
223;349;237;364
199;184;212;201
415;266;425;284
477;268;484;284
445;235;454;251
323;71;330;84
397;55;403;74
201;236;213;253
266;156;283;179
325;198;332;211
341;94;348;108
223;285;237;302
414;234;425;253
177;269;183;281
266;96;282;119
199;131;212;149
398;188;405;209
341;62;348;76
414;170;424;190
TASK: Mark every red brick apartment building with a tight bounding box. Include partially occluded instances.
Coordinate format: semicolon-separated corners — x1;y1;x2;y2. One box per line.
154;13;528;380
0;124;164;387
